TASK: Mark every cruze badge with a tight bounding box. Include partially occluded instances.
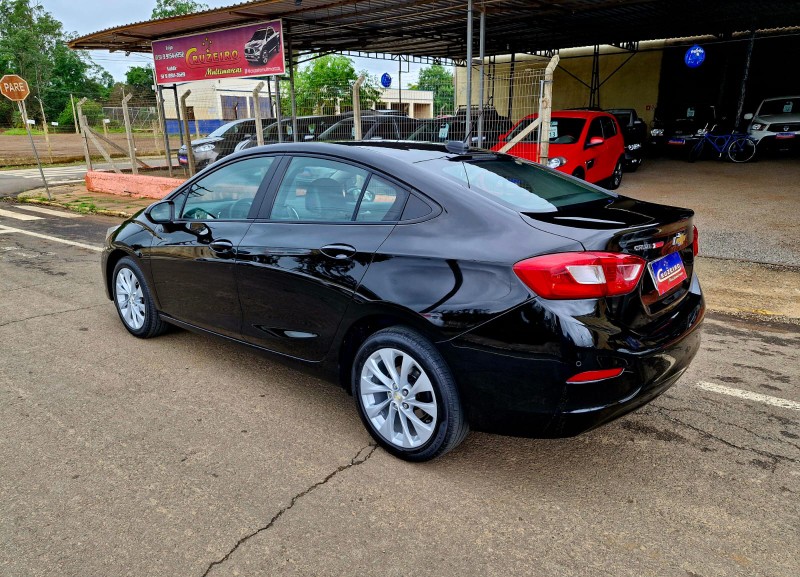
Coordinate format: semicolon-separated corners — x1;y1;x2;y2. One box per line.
673;232;687;247
634;241;664;251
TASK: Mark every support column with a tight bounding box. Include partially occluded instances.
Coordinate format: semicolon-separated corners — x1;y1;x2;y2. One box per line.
157;85;173;177
253;81;266;146
465;0;473;143
477;8;486;146
735;31;756;131
180;90;195;175
288;35;299;142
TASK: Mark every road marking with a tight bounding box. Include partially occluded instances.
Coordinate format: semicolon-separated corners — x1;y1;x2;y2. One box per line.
695;381;800;411
0;208;43;221
0;224;101;252
12;205;83;218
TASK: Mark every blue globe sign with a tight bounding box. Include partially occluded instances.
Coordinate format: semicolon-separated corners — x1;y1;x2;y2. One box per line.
685;45;706;68
380;73;392;88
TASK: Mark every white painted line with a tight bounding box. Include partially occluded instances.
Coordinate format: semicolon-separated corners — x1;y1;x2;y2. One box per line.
0;208;43;221
13;205;83;218
0;224;101;252
695;381;800;411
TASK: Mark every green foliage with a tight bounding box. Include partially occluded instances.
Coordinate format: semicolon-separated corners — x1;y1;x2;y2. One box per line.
151;0;209;19
126;65;154;88
56;98;102;127
289;55;382;116
0;1;112;125
416;64;455;116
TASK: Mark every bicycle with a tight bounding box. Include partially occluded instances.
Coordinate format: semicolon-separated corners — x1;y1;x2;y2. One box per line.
688;124;757;163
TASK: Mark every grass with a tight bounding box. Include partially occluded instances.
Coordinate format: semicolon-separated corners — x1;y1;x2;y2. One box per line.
1;128;46;136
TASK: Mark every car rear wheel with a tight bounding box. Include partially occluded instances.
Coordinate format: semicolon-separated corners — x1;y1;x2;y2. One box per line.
571;168;585;180
112;257;168;339
352;327;468;461
608;158;624;189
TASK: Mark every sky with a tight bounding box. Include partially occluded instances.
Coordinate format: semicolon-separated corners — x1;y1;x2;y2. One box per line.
40;0;422;86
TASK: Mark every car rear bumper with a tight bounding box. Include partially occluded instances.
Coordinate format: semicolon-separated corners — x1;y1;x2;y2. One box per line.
438;280;705;438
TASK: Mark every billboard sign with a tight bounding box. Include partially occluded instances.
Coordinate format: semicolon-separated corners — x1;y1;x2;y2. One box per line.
152;20;285;84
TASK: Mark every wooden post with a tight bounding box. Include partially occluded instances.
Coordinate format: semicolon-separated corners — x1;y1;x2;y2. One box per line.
76;97;92;171
180;90;196;175
252;81;265;146
538;55;560;166
156;85;173;178
121;93;138;175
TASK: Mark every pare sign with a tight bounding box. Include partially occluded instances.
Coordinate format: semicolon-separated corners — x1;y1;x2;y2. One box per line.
0;74;30;101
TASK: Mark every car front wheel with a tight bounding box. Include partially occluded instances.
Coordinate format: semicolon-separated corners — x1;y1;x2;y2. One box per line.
112;256;168;339
352;327;468;461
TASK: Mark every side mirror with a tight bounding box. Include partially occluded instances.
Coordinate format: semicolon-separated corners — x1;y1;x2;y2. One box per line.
587;136;604;147
145;200;174;224
743;113;754;120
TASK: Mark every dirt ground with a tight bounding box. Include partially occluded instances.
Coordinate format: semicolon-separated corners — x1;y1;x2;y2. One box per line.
0;132;183;167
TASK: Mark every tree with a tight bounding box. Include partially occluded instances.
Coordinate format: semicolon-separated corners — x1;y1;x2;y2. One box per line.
291;55;381;116
151;0;209;19
416;64;455;116
0;0;111;126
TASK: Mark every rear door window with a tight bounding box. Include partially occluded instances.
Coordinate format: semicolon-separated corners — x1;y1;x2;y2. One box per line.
355;176;409;222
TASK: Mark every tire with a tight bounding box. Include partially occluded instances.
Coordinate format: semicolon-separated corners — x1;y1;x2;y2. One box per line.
260;48;269;65
688;140;704;163
608;158;623;190
112;256;168;339
571;168;585;180
352;327;469;461
727;137;757;163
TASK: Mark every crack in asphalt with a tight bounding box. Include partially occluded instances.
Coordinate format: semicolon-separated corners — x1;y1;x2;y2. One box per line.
0;304;106;328
652;406;799;470
200;443;378;577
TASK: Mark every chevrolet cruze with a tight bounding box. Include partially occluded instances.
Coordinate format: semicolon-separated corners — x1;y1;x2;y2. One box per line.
103;141;704;461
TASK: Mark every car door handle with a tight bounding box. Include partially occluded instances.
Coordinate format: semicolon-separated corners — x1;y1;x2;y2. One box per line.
320;244;356;260
209;240;235;253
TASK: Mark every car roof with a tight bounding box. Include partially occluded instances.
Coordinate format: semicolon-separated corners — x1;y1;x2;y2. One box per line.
517;110;614;122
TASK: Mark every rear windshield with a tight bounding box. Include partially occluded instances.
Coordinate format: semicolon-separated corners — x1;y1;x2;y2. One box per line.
418;155;612;212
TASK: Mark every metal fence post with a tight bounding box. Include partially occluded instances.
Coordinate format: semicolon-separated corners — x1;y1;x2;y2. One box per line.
76;97;92;171
122;93;138;175
353;75;365;141
180;90;196;175
275;79;284;143
35;96;53;164
288;35;299;142
252;81;265;147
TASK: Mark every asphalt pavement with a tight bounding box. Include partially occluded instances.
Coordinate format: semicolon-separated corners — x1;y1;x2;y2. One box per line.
0;205;798;577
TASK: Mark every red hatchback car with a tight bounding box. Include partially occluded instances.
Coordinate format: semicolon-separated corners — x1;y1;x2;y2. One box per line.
492;110;626;189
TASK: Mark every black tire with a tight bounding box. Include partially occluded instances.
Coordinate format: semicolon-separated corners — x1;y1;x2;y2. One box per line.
111;256;168;339
352;327;469;461
688;140;704;163
727;137;757;163
260;48;269;65
571;168;585;180
607;158;624;190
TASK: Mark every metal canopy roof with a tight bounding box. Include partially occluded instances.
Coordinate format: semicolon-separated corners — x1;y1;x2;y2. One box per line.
69;0;800;61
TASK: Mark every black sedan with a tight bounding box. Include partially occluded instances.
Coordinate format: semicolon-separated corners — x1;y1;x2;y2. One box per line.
102;141;704;461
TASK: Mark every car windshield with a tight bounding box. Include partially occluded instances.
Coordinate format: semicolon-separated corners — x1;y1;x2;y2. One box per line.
505;117;586;144
418;155;612;212
249;30;266;41
759;98;800;116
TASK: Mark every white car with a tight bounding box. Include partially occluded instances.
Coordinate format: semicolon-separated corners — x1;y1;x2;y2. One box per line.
745;96;800;150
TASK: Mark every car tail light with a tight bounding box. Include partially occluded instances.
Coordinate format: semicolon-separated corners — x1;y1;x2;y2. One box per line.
692;225;699;257
513;252;646;299
566;368;624;384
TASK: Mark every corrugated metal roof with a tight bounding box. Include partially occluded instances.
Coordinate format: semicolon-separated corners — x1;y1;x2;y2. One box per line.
68;0;800;59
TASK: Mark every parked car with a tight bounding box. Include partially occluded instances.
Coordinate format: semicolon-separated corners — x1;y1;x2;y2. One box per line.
177;118;256;169
649;104;717;152
606;108;647;171
244;26;281;65
492;110;626;189
103;141;704;461
235;114;346;152
316;114;421;141
406;114;509;148
745;96;800;153
453;105;514;147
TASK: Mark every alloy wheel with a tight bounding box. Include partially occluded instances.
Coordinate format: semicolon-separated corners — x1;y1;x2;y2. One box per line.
115;268;145;331
359;347;438;449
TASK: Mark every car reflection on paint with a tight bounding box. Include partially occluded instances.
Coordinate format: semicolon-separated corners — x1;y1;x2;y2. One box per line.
102;141;704;461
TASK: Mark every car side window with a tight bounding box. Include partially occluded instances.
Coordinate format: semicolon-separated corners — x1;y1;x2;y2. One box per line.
369;120;399;140
270;157;368;222
586;118;603;143
601;117;617;138
356;176;409;222
178;156;274;221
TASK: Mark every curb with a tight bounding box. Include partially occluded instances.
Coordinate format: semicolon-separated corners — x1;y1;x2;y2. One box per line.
2;194;139;219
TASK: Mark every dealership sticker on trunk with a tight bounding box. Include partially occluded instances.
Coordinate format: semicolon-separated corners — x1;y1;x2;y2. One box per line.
648;251;688;295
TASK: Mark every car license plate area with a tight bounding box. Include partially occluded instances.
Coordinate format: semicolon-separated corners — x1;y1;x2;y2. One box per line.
776;133;796;140
667;138;686;145
648;251;688;296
